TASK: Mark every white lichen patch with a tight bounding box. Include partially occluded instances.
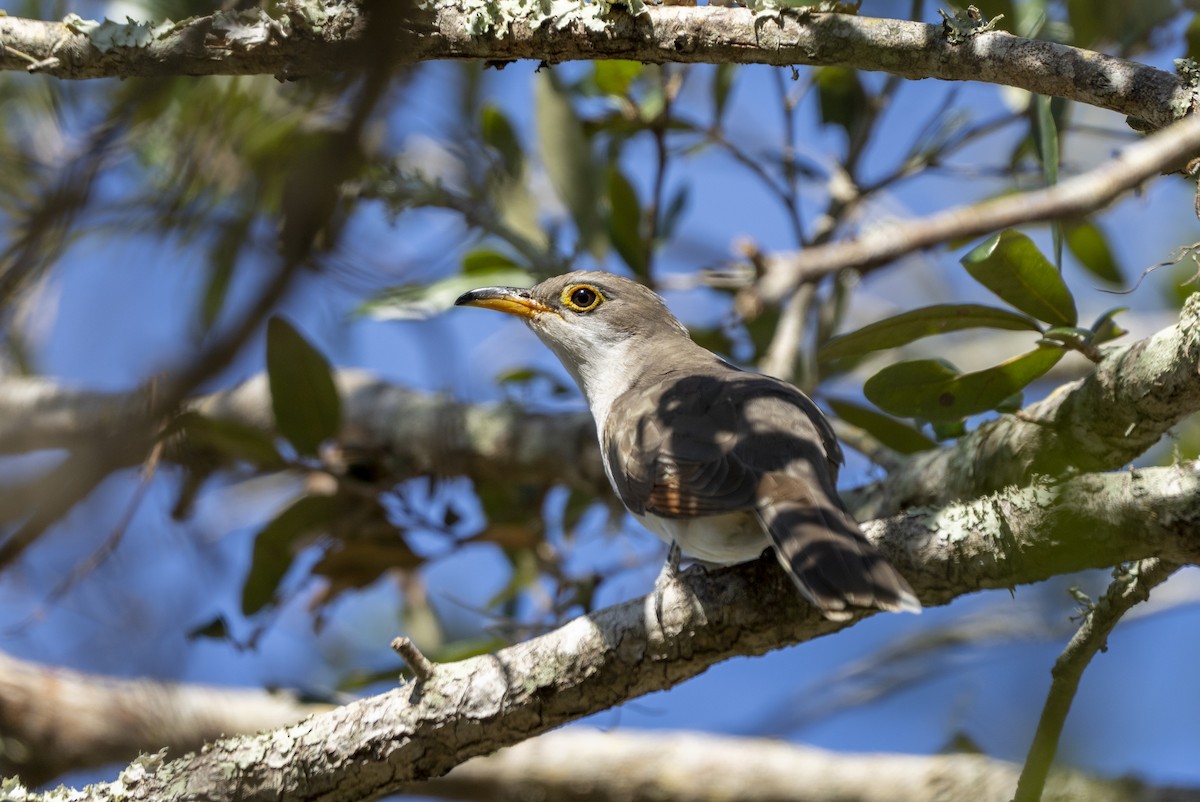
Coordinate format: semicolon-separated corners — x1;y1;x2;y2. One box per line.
415;0;648;35
60;2;353;54
62;13;176;52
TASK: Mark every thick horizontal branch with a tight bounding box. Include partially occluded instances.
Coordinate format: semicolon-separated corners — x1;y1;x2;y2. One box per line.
0;6;1188;126
419;728;1200;802
194;371;611;497
17;461;1199;801
0;370;608;498
850;292;1200;518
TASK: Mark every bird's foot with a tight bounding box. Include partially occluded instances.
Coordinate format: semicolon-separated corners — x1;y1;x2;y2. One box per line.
649;542;695;644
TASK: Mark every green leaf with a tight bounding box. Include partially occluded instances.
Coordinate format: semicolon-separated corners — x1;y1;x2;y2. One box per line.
713;63;737;124
1188;14;1200;62
816;67;867;140
200;216;249;333
462;248;521;275
818;304;1041;361
496;366;575;398
637;85;665;124
266;317;341;456
536;71;602;255
200;258;234;334
864;347;1064;422
1039;326;1093;347
481;104;523;178
242;494;348;615
186;615;230;641
170;411;285;470
931;419;967;440
594;60;642;97
659;184;689;242
607;165;647;278
1089;307;1128;345
360;266;532;321
826;398;937;454
1034;94;1061;268
1066;0;1176;51
1065;220;1122;284
961;230;1078;326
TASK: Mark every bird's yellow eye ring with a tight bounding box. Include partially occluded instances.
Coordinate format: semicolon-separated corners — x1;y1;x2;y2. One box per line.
561;284;604;312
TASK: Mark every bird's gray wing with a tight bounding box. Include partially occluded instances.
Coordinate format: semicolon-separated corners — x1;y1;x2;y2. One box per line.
603;371;760;518
605;369;919;620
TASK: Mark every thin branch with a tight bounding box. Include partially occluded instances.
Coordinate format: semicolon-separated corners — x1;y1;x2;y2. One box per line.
0;441;163;634
391;636;437;681
746;113;1200;307
0;1;412;569
758;281;815;381
1013;558;1183;802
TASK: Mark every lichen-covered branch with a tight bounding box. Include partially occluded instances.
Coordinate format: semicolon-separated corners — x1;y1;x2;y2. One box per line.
0;6;1188;127
849;292;1200;519
200;371;610;496
7;461;1199;801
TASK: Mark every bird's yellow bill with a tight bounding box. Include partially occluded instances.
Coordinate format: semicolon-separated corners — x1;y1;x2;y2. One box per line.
454;287;553;320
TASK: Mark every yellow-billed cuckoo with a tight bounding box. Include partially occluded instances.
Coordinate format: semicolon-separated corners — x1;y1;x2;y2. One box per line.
456;271;920;620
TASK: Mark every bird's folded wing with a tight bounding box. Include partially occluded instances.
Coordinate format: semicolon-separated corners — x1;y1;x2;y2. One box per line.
603;372;840;519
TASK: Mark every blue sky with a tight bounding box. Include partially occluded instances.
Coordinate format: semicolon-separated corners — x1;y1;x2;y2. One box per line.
2;0;1200;790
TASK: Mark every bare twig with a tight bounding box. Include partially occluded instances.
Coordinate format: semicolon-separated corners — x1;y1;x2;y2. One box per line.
392;636;436;681
0;441;164;635
759;282;815;382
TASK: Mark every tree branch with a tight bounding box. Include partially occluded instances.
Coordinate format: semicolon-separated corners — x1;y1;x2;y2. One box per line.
418;728;1200;802
848;292;1200;519
1013;558;1182;802
745;113;1200;308
0;650;328;787
7;460;1198;800
0;371;610;501
0;7;1188;127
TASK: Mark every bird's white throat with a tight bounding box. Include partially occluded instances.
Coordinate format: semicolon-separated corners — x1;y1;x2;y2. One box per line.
531;322;639;432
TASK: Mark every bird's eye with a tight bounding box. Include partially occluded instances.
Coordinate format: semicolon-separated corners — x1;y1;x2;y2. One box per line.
562;284;603;312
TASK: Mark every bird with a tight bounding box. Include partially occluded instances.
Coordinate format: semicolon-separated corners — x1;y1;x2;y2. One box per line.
455;270;920;621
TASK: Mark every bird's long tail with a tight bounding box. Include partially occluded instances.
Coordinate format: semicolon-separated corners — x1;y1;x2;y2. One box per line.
755;474;920;621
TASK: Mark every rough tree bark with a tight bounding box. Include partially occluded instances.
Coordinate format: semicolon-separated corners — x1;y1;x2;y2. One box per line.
0;5;1190;131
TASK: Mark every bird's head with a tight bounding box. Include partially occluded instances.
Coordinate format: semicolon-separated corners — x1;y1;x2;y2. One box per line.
455;271;690;393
